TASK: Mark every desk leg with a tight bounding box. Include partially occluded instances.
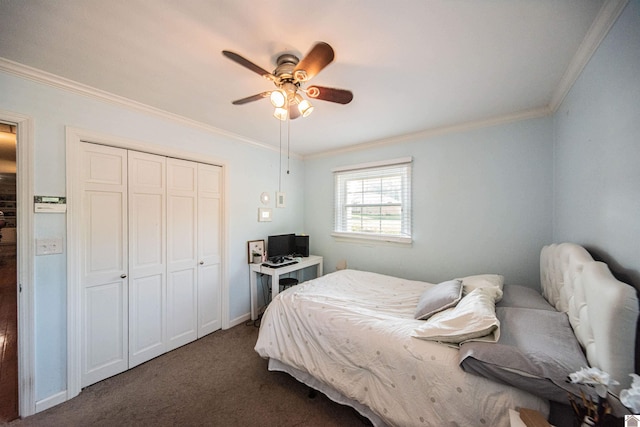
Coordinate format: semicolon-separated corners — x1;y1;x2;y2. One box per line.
317;260;323;277
272;271;280;303
250;269;257;321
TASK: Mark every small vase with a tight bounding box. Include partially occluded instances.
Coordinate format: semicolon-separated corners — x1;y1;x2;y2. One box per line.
253;255;262;264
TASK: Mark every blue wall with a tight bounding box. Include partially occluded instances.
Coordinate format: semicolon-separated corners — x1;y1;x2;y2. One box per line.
304;117;554;288
553;0;640;289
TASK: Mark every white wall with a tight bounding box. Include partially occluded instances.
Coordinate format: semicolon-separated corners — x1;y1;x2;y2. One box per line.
553;0;640;289
304;117;554;288
1;70;305;402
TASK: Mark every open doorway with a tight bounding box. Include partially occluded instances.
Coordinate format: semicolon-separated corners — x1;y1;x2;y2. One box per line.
0;122;17;422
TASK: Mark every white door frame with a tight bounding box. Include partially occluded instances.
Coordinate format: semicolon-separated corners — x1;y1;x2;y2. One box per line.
0;109;36;417
66;126;229;400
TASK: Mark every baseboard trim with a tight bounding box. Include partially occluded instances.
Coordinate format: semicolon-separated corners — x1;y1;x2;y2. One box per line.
35;390;67;413
228;313;251;329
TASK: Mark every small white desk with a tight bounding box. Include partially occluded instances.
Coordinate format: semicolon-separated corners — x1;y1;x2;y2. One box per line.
249;255;323;320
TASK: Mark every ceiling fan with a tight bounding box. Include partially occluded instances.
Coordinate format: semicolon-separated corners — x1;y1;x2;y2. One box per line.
222;42;353;121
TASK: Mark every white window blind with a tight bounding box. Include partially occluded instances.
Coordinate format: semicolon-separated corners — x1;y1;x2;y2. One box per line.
333;157;412;243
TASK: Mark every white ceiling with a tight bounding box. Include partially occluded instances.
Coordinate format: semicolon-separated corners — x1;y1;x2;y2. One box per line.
0;0;617;156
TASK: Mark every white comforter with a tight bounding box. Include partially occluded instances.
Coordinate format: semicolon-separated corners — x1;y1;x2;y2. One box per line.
255;269;547;427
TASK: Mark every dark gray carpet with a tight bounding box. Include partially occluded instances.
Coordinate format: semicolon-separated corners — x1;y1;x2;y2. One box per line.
7;323;369;426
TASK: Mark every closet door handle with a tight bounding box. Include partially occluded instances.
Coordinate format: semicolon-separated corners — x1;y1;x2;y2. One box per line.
199;261;204;265
121;274;127;279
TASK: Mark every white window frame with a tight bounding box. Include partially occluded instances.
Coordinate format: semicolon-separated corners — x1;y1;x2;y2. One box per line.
332;157;412;244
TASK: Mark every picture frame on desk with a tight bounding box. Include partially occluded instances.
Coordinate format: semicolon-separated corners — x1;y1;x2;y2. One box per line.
247;239;265;264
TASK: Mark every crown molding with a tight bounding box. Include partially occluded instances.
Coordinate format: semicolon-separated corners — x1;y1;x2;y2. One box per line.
303;106;552;160
549;0;629;112
0;57;284;155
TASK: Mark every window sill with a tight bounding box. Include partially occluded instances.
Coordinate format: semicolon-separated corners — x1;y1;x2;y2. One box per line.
331;232;412;245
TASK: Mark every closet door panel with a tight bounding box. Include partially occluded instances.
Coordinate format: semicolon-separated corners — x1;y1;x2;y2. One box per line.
80;143;128;387
197;164;222;336
84;191;126;279
168;196;196;261
128;151;166;367
166;159;198;350
198;263;221;335
167;268;197;340
83;281;127;386
131;194;163;268
130;274;163;353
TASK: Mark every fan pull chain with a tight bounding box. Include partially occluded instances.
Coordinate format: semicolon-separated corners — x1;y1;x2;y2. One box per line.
287;113;291;175
278;117;282;192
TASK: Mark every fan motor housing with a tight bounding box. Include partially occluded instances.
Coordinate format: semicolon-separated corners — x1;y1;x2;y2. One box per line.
274;54;299;80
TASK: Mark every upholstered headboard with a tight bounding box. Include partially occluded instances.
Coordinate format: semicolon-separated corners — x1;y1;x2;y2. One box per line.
540;243;639;393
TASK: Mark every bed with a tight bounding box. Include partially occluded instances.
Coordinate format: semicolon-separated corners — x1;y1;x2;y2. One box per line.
254;243;639;426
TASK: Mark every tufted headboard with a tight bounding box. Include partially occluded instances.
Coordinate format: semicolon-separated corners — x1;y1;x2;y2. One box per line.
540;243;639;393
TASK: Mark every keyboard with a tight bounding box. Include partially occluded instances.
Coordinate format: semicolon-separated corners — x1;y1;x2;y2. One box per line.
262;258;298;268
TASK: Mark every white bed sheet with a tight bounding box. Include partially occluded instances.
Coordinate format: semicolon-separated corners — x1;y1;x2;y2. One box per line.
255;269;548;426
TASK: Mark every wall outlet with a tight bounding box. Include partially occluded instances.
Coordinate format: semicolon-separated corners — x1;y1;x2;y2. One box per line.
36;238;63;255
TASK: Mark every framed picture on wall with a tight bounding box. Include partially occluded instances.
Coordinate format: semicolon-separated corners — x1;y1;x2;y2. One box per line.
247;239;265;264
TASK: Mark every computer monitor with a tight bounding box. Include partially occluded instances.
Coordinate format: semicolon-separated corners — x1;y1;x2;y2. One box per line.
295;235;309;257
267;233;296;260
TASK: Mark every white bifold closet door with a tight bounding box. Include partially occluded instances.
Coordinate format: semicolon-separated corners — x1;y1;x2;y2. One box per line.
81;143;129;387
166;160;222;350
128;151;167;367
80;143;221;387
166;158;199;350
196;163;222;337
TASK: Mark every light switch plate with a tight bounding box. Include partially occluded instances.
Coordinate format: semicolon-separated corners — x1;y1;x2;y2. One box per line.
258;207;272;222
36;238;63;255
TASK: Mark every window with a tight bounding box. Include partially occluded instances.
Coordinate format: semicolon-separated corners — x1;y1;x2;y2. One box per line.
333;157;412;243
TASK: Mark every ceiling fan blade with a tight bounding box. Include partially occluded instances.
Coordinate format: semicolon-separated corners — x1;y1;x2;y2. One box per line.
231;92;270;105
293;42;335;82
222;50;273;78
306;86;353;104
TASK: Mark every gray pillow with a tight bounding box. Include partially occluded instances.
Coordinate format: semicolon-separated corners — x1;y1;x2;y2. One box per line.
497;285;555;311
414;279;463;320
459;306;588;403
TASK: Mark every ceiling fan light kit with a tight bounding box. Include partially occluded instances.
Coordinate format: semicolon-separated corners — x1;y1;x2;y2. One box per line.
273;107;288;121
269;90;286;108
222;42;353;121
297;97;314;118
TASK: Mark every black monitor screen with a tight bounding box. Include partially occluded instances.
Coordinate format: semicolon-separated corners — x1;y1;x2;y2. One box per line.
267;233;296;259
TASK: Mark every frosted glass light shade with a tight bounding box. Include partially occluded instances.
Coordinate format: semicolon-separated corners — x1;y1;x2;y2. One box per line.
270;90;286;108
298;99;314;117
273;107;288;121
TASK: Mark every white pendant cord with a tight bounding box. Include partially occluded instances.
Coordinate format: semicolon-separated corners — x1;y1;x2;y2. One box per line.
287;113;291;175
278;116;282;192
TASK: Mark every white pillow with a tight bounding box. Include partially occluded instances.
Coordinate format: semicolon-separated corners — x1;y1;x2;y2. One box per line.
411;288;500;344
457;274;504;302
